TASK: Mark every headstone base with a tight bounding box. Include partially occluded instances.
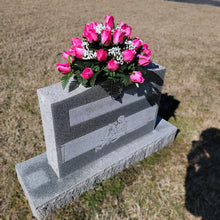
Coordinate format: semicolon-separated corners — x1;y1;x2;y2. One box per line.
16;118;177;220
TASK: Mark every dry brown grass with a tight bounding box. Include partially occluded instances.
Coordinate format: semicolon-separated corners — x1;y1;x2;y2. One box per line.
0;0;220;219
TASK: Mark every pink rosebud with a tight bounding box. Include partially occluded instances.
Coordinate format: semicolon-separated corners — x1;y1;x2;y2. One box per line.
80;67;94;79
91;22;98;29
137;54;151;66
71;38;83;47
142;43;149;50
70;38;83;58
107;59;119;71
62;51;75;62
141;44;151;56
130;71;145;84
97;49;108;62
113;29;124;44
122;49;136;63
132;36;143;50
118;22;125;27
101;27;112;46
67;48;76;56
56;62;71;74
119;22;132;39
143;48;151;57
104;15;114;29
74;45;84;59
123;26;132;39
83;23;98;43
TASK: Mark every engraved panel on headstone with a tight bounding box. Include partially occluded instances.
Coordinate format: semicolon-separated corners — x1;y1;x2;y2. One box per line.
99;115;127;151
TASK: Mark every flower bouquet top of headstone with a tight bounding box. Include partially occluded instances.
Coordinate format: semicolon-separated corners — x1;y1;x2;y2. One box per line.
56;15;152;93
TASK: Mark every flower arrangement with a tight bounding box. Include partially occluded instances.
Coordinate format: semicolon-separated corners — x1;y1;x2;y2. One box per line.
56;15;151;92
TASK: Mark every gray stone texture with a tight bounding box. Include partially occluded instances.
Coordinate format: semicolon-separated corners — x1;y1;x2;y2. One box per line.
37;62;166;178
16;118;177;220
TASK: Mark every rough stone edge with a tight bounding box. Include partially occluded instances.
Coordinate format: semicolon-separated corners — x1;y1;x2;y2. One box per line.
33;125;177;219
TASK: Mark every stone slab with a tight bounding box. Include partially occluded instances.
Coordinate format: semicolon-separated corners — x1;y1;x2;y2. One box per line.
37;62;166;178
16;118;177;220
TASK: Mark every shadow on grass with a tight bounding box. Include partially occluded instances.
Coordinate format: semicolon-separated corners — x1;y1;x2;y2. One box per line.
185;128;220;219
158;93;180;139
158;93;180;121
165;0;220;7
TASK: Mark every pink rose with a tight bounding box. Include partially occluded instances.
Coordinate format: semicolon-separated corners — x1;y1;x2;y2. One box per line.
70;38;84;59
91;22;98;29
56;62;71;74
119;22;132;39
113;29;124;44
71;38;83;47
97;49;108;62
118;22;125;27
68;48;76;55
122;49;136;63
83;23;98;43
74;45;84;59
141;44;151;56
104;15;114;29
142;43;149;50
101;27;112;46
132;36;143;50
137;54;151;66
142;48;151;57
130;71;145;84
107;59;119;71
62;51;75;62
80;67;94;79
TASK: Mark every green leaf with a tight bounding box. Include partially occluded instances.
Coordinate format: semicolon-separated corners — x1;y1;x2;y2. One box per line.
69;80;80;92
122;75;131;86
61;75;70;90
81;78;89;87
104;69;111;76
75;70;81;75
103;66;109;72
135;83;139;88
67;56;72;63
94;65;100;72
74;60;84;70
139;66;148;75
128;63;135;71
115;73;125;77
90;70;102;87
120;63;128;72
67;71;73;78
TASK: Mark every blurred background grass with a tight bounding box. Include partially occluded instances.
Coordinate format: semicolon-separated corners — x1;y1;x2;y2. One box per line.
0;0;219;219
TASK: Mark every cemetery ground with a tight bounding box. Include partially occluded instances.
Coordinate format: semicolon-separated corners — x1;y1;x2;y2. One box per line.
0;0;219;219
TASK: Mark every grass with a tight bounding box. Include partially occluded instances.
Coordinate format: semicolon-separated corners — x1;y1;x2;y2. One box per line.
0;0;220;219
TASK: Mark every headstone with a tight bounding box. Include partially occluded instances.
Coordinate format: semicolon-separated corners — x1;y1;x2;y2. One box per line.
15;63;177;219
37;63;165;178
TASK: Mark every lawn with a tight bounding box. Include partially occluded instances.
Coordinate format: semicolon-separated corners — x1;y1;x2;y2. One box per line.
0;0;219;219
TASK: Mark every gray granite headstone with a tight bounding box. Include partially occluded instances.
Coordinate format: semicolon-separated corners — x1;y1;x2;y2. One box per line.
37;63;165;178
15;62;177;219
